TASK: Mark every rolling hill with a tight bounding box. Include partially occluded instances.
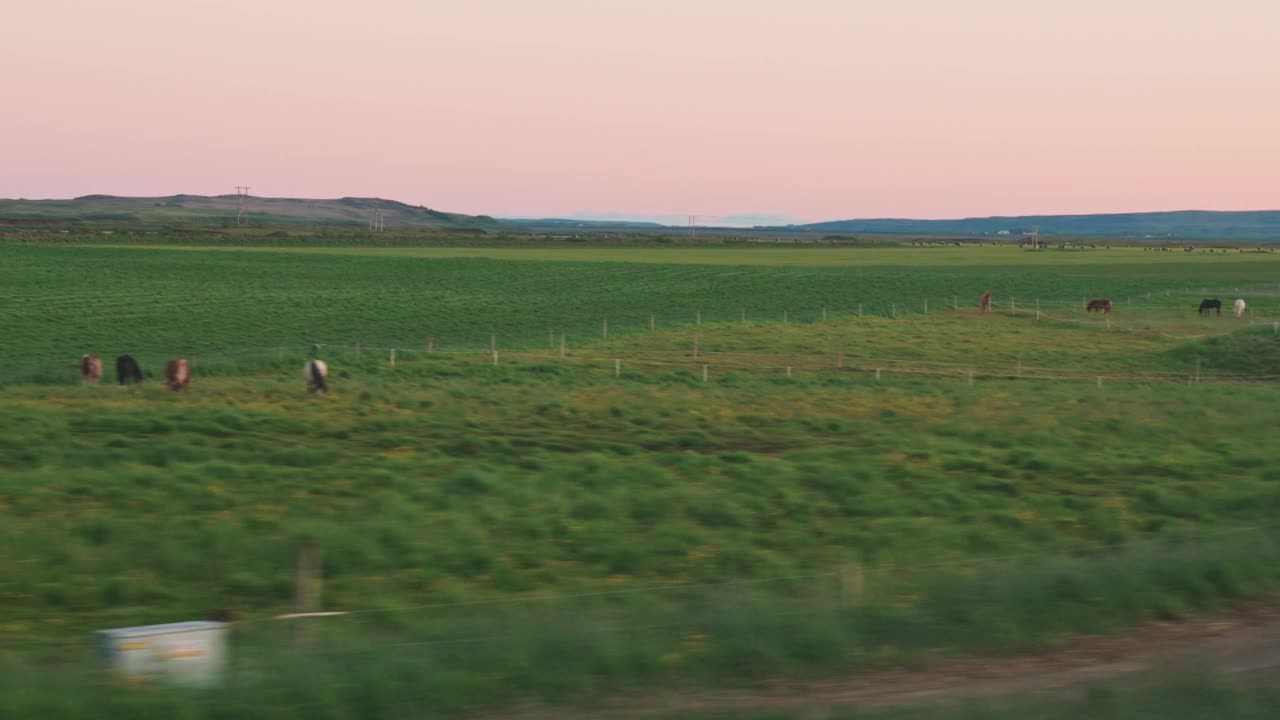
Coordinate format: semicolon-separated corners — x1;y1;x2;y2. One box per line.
790;210;1280;241
0;194;503;231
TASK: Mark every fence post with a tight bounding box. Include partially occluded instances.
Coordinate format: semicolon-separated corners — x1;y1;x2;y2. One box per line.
783;310;789;324
891;303;896;318
615;359;620;378
549;329;554;348
389;348;395;367
923;299;928;315
293;538;322;648
492;350;498;367
1097;376;1103;388
954;295;958;310
786;366;792;378
696;310;702;325
702;364;708;383
1196;359;1201;384
858;304;863;318
968;370;974;386
603;318;608;338
840;562;864;608
740;308;746;324
427;337;434;353
837;348;844;369
1011;298;1016;315
875;368;881;382
355;342;361;356
822;307;827;322
693;334;700;359
560;333;566;359
650;313;656;331
1016;354;1022;377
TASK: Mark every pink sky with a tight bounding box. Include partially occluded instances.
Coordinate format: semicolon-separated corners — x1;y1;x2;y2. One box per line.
4;0;1278;224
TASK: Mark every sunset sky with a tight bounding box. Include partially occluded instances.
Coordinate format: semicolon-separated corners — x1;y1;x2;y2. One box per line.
4;0;1278;224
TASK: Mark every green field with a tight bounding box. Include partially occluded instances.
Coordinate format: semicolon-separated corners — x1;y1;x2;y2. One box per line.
1;239;1279;716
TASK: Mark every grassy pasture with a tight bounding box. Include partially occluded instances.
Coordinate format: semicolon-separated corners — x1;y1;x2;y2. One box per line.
1;243;1277;383
2;239;1280;714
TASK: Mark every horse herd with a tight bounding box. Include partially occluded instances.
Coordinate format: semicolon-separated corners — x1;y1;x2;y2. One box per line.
978;292;1246;317
74;295;1251;390
79;354;330;394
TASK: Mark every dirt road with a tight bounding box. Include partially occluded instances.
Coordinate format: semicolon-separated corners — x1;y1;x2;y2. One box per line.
500;599;1280;718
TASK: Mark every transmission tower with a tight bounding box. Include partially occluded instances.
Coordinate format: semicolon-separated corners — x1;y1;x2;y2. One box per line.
234;187;250;227
688;215;696;238
369;209;385;231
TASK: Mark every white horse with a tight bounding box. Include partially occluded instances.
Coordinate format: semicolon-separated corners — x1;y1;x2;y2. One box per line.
305;359;329;394
1234;299;1246;318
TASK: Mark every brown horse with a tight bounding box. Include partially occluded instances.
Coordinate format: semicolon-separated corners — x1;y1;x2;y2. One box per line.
1085;298;1113;314
165;359;190;391
80;355;102;384
979;291;992;314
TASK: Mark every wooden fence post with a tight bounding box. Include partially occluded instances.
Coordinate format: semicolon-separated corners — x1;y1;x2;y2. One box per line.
786;366;792;378
696;310;702;325
389;348;396;367
560;333;566;359
875;368;881;382
603;318;608;338
702;364;708;383
693;334;700;359
490;334;496;353
822;307;827;321
840;562;864;608
650;313;655;331
858;304;863;318
293;539;322;647
492;350;498;367
783;310;789;324
891;303;896;318
615;359;620;378
427;337;434;353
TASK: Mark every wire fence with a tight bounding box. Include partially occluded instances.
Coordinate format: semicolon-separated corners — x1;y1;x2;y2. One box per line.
3;284;1278;388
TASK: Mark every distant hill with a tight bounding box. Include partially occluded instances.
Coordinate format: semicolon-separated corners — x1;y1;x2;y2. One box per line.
0;194;502;231
791;211;1280;241
503;218;666;229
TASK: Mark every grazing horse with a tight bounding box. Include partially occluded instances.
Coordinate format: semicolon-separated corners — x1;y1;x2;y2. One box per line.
305;359;329;395
979;291;992;314
1197;298;1222;316
1234;299;1246;318
1085;298;1112;314
116;355;143;386
80;355;102;384
165;359;190;391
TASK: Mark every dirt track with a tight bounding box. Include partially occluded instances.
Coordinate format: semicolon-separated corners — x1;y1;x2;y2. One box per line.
500;599;1280;718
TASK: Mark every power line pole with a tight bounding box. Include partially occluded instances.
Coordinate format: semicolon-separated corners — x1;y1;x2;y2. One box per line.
688;215;696;238
368;209;385;231
234;187;251;227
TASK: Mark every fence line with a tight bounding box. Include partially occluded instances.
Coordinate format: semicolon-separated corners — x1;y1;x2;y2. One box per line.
2;286;1277;387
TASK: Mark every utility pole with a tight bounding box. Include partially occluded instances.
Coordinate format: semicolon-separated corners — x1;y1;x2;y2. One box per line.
234;186;250;227
688;215;696;238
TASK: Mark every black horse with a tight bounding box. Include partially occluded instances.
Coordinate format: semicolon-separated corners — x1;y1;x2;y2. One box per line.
116;355;144;385
1197;299;1222;316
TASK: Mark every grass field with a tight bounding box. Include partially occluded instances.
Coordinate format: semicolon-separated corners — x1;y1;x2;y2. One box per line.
2;238;1279;715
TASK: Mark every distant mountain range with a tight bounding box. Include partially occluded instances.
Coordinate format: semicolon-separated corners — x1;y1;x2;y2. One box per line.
4;197;1278;241
0;195;502;231
787;210;1280;240
502;218;666;229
